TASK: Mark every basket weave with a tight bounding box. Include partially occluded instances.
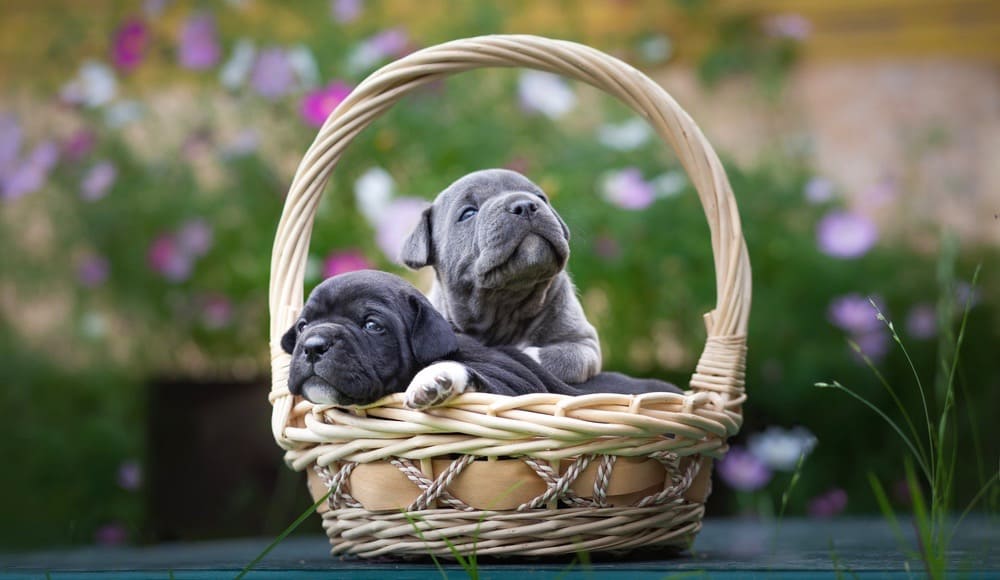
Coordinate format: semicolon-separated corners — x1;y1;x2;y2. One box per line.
268;34;751;558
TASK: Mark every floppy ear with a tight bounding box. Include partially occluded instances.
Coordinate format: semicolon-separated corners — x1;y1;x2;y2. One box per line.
408;294;458;364
399;206;434;269
280;321;300;354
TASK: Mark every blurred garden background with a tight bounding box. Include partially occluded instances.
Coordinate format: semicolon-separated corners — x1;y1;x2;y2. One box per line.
1;0;998;553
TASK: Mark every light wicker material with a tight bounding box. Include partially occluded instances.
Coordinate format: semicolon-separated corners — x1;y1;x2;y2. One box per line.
268;34;751;558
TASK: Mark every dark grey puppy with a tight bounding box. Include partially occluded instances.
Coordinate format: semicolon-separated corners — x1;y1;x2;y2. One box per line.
280;270;679;408
400;169;601;384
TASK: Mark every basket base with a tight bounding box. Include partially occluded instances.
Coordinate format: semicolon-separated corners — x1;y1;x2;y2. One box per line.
321;501;704;558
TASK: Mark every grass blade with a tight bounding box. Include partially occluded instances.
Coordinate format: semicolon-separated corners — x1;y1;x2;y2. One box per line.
234;489;331;580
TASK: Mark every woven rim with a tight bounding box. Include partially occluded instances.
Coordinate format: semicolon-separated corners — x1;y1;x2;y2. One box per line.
268;34;751;456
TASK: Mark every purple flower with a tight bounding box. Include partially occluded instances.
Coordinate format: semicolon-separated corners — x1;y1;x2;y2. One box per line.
111;18;149;72
81;161;117;201
747;426;817;471
176;218;213;257
201;294;233;329
347;28;411;73
851;327;891;364
250;48;296;100
300;81;352;128
804;177;834;204
762;13;812;40
0;115;22;177
77;254;110;287
827;293;883;334
331;0;362;23
63;128;97;162
954;282;981;309
808;488;847;518
817;210;878;259
601;168;655;210
376;197;428;263
95;522;128;546
178;13;221;70
148;234;193;282
117;460;142;491
717;446;772;492
323;249;372;278
1;141;58;202
906;303;937;339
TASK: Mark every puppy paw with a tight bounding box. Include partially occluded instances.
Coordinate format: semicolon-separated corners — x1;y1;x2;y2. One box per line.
404;361;470;409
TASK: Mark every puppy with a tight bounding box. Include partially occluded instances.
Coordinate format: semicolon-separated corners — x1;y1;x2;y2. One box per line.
280;270;680;408
400;169;601;384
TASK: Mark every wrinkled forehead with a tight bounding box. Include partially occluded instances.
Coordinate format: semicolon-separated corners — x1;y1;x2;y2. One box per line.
302;273;415;320
435;169;544;210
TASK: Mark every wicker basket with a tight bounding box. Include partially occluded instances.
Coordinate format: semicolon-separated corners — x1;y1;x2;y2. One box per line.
268;34;751;558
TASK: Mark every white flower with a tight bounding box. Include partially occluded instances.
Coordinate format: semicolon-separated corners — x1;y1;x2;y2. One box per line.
638;34;673;63
219;39;256;91
287;44;320;90
518;71;576;119
103;100;143;128
597;118;652;151
748;426;817;471
652;171;687;198
353;166;395;225
61;61;117;108
80;311;108;339
376;197;427;263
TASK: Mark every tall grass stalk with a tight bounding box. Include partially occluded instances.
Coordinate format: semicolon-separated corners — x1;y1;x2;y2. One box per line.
816;257;997;579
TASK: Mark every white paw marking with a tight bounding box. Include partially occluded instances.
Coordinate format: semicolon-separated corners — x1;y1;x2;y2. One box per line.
521;346;541;363
405;361;470;409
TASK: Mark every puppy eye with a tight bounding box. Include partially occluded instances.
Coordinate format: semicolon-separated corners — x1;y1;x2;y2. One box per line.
296;320;308;332
363;320;385;334
458;207;478;222
535;193;548;204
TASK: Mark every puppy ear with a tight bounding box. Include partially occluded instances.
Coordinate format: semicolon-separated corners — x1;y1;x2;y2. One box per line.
408;294;458;364
280;321;300;354
399;206;434;269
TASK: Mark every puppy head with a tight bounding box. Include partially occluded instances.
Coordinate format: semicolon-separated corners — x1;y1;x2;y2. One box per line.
400;169;570;291
280;270;458;406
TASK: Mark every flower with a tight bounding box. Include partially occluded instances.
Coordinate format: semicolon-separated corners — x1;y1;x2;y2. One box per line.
61;61;117;108
323;249;372;278
353;166;395;224
103;100;144;128
221;128;259;158
346;28;410;73
219;39;256;90
76;254;110;287
762;13;812;40
80;311;108;339
1;141;59;202
852;327;890;362
717;446;772;491
0;115;22;177
331;0;362;23
816;210;878;259
954;281;981;309
95;522;128;546
177;13;221;70
250;48;296;100
747;426;817;471
111;18;149;72
148;234;193;282
287;44;320;89
81;161;117;201
858;178;897;209
201;294;233;329
807;488;847;518
518;71;576;119
637;34;672;64
117;460;142;491
601;167;655;210
652;171;687;199
376;197;428;262
906;303;937;339
827;293;883;334
300;81;352;128
176;218;213;257
63;128;97;162
804;177;834;204
596;118;652;151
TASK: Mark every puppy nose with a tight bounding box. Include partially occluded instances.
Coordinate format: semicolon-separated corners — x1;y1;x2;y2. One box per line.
302;335;330;362
506;198;539;217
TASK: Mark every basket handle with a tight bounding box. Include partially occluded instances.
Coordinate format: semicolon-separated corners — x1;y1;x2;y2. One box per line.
268;35;751;446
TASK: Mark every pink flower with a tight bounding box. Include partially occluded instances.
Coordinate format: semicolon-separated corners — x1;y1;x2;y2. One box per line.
81;161;117;201
717;446;772;492
63;129;97;162
376;198;427;263
347;28;411;73
250;48;295;100
816;210;878;259
807;488;847;518
77;254;110;287
1;141;59;202
331;0;362;23
176;218;213;257
827;294;884;335
95;522;128;546
300;81;352;128
201;294;233;329
852;327;890;363
111;18;149;72
601;167;655;210
178;13;221;70
906;303;937;339
117;460;142;491
804;177;834;204
148;234;193;282
323;249;372;278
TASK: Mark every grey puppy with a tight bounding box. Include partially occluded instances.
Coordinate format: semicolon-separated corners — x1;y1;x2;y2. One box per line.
401;169;600;384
